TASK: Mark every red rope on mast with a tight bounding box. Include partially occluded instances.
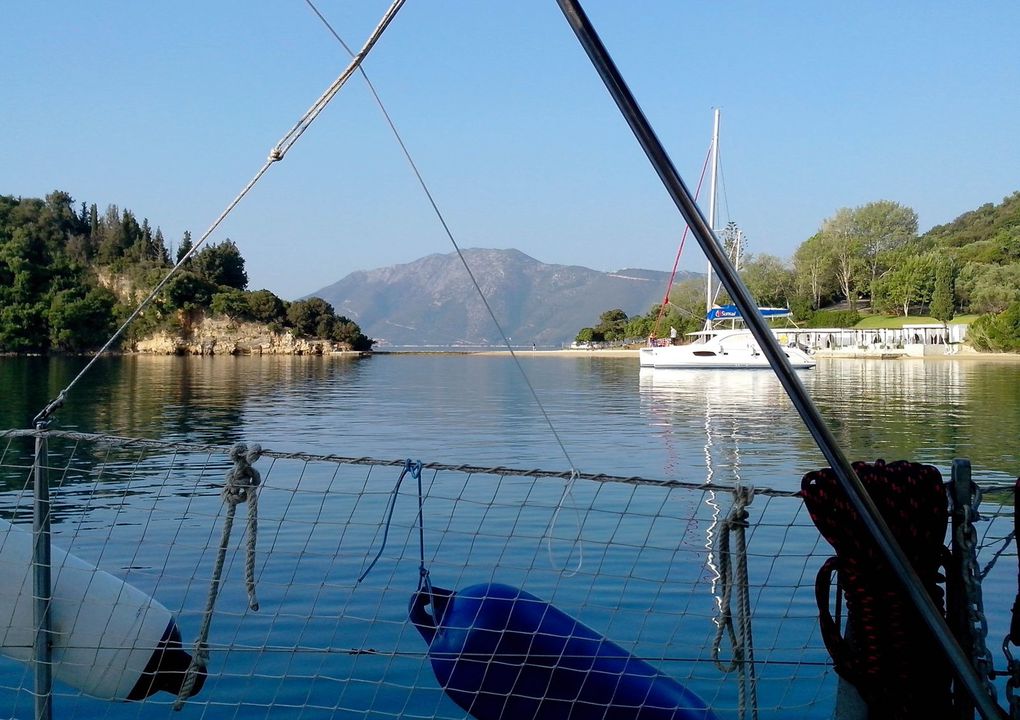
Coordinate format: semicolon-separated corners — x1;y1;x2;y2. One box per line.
652;143;714;339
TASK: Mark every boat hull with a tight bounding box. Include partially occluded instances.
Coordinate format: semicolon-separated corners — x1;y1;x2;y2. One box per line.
640;329;816;369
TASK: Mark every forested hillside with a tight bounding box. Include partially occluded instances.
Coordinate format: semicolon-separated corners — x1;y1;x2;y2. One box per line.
8;189;1020;353
0;191;373;353
579;193;1020;349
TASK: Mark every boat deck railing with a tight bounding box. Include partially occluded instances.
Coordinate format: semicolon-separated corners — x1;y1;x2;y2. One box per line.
1;428;1016;719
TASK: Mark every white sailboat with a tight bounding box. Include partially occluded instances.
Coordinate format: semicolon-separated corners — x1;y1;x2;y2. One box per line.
639;111;816;370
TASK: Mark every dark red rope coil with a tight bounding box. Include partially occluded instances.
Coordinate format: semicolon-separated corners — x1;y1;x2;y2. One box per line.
801;459;952;719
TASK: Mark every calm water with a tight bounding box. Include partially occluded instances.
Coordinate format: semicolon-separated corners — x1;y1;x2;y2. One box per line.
4;354;1019;483
1;354;1018;719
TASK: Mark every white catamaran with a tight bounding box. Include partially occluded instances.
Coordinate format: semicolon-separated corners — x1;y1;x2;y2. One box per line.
639;110;816;370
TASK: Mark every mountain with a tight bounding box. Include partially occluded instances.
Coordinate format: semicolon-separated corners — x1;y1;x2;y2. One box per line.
307;249;691;347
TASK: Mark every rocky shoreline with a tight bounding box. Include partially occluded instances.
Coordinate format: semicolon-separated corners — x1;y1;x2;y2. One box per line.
130;317;364;356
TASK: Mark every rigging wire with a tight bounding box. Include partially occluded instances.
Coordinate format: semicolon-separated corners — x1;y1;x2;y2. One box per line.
304;0;584;574
652;143;712;339
302;0;580;483
556;2;1008;717
31;0;408;426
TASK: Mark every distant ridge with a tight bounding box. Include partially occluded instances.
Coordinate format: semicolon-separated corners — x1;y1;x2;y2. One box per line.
307;249;692;347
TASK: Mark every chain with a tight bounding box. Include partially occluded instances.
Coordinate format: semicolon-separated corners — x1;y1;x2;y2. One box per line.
955;480;998;702
1004;477;1020;717
1005;639;1020;717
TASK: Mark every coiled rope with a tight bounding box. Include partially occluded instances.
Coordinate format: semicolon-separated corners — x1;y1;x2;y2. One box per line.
174;443;262;710
711;485;758;720
801;459;953;719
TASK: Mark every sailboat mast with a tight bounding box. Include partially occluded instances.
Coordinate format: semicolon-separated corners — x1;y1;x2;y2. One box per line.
705;108;721;319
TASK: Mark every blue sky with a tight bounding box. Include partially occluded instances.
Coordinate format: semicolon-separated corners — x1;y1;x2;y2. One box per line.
3;2;1018;300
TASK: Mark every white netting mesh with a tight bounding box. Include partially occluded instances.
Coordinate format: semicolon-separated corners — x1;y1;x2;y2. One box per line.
0;429;1015;719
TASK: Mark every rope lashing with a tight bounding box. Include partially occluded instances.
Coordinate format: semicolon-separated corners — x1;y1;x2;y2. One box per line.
801;459;952;719
358;459;423;584
224;443;262;611
711;485;759;720
174;443;262;711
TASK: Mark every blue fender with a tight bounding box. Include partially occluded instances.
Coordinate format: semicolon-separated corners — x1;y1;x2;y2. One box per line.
410;582;718;720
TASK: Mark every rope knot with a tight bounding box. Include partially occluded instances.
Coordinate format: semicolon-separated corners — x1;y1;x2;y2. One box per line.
727;485;754;528
712;485;758;717
224;443;262;505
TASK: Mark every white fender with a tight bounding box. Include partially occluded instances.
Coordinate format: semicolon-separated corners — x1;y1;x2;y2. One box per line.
0;518;203;701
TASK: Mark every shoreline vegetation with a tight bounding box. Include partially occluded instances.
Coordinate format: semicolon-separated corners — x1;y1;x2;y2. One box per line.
5;191;1020;357
405;346;1020;361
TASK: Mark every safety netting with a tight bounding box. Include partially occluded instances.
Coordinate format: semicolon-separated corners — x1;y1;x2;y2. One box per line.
0;428;1016;719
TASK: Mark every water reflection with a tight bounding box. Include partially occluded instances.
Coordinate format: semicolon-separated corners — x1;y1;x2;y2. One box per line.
2;355;1019;718
804;359;1020;482
638;369;797;599
3;355;1019;488
638;359;1020;486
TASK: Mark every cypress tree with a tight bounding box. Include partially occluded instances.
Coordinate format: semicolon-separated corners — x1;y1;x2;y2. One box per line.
930;258;956;323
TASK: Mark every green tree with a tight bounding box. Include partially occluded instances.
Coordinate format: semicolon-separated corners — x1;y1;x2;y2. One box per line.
664;277;709;333
625;315;653;339
956;263;1020;314
0;191;292;354
48;287;117;352
210;288;251;321
967;302;1020;352
595;308;628;341
922;191;1020;250
793;232;838;310
88;203;99;238
855;200;918;291
287;297;336;337
176;231;194;264
930;257;956;322
741;253;795;307
194;239;247;290
331;316;374;351
818;208;865;310
96;205;126;262
873;251;936;316
247;289;286;323
119;209;143;262
0;300;48;352
153;227;170;265
720;222;748;267
161;271;216;314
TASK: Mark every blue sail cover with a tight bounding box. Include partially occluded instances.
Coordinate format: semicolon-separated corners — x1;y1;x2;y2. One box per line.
706;305;792;322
